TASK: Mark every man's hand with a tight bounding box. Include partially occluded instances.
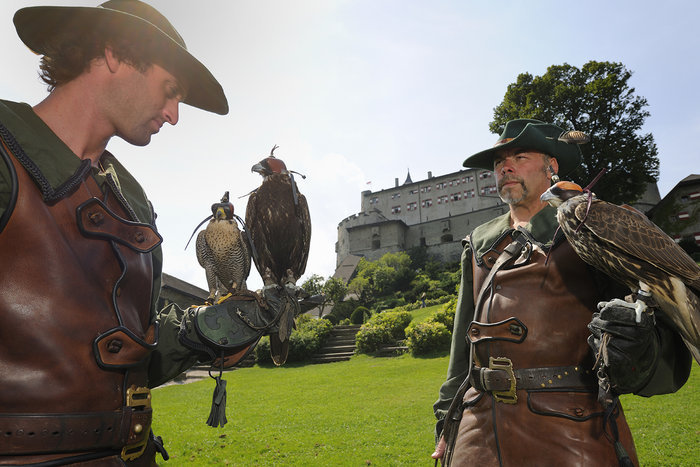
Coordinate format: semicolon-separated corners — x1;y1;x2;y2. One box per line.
588;298;660;394
431;436;446;464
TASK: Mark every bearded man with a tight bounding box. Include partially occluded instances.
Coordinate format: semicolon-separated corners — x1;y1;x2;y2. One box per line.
431;119;691;466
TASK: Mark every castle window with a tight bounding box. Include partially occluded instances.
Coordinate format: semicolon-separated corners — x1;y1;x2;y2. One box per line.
479;171;493;179
372;234;381;250
451;192;461;201
464;189;475;198
407;202;418;211
678;211;690;220
480;185;498;195
437;195;448;204
391;205;401;214
422;199;433;208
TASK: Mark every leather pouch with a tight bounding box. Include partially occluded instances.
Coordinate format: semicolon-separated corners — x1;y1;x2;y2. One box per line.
526;390;604;422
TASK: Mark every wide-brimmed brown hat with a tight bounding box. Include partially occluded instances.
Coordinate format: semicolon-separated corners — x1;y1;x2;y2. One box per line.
14;0;228;115
463;119;584;176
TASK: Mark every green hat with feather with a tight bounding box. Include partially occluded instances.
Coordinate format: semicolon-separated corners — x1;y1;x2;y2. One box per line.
463;119;585;176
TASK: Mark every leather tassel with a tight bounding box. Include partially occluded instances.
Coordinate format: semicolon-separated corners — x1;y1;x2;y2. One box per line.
206;375;228;428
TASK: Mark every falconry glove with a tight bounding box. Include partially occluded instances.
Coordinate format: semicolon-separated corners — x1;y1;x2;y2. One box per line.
588;298;660;394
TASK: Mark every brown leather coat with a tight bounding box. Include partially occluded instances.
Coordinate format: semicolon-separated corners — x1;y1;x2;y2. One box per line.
0;139;161;465
450;231;638;466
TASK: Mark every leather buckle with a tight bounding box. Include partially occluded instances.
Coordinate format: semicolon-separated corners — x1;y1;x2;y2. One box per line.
121;386;151;461
489;357;517;404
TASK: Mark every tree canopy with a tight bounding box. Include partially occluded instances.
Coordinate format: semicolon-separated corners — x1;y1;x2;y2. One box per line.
491;61;659;204
301;274;348;318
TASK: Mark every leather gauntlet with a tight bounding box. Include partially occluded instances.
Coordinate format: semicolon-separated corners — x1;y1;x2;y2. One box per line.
588;298;660;394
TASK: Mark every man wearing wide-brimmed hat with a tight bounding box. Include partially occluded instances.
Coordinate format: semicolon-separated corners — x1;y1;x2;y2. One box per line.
0;1;235;465
431;119;690;466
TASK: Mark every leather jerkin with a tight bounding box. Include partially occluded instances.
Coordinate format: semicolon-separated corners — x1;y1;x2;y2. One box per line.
0;143;161;466
449;232;639;466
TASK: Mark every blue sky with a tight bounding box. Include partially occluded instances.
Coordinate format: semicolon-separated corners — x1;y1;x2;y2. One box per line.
2;0;698;291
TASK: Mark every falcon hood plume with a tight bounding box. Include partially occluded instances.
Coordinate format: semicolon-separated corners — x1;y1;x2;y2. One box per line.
246;145;311;365
541;181;700;363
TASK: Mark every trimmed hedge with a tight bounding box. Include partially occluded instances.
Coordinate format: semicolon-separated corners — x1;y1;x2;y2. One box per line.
255;315;334;364
355;310;412;354
350;306;370;324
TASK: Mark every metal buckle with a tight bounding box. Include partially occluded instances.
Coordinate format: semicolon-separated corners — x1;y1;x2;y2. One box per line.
489;357;517;404
126;385;152;409
121;386;151;461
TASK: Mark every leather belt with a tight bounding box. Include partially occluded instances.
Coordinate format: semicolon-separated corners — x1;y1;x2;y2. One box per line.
0;407;151;455
0;386;152;460
471;362;595;394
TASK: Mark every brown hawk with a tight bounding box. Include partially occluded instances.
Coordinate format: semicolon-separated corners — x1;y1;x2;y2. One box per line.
541;181;700;363
245;146;311;287
196;192;251;303
245;146;311;365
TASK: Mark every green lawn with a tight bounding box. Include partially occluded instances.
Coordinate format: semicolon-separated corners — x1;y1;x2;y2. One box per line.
152;356;699;466
407;303;443;324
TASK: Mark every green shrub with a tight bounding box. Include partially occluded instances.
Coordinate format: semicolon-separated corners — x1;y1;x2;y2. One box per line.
322;313;339;325
350;306;370;324
431;296;457;330
254;317;333;364
331;300;356;322
355;323;393;354
254;336;272;364
405;321;451;355
355;310;412;354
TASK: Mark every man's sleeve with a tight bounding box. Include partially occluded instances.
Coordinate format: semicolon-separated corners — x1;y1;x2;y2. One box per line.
433;243;475;438
148;303;203;388
146;246;203;389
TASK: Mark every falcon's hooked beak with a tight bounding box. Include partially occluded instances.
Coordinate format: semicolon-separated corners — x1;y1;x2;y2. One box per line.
540;186;561;207
540;181;584;207
251;162;267;176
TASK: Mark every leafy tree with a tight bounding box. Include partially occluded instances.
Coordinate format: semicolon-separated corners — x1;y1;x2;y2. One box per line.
323;277;348;309
491;61;659;204
301;274;325;296
347;252;415;306
301;274;348;318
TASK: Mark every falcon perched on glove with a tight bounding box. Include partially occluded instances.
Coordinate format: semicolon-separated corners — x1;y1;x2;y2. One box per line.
541;180;700;364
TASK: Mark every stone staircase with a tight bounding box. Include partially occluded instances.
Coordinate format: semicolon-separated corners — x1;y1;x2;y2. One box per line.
312;324;361;364
377;340;409;357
